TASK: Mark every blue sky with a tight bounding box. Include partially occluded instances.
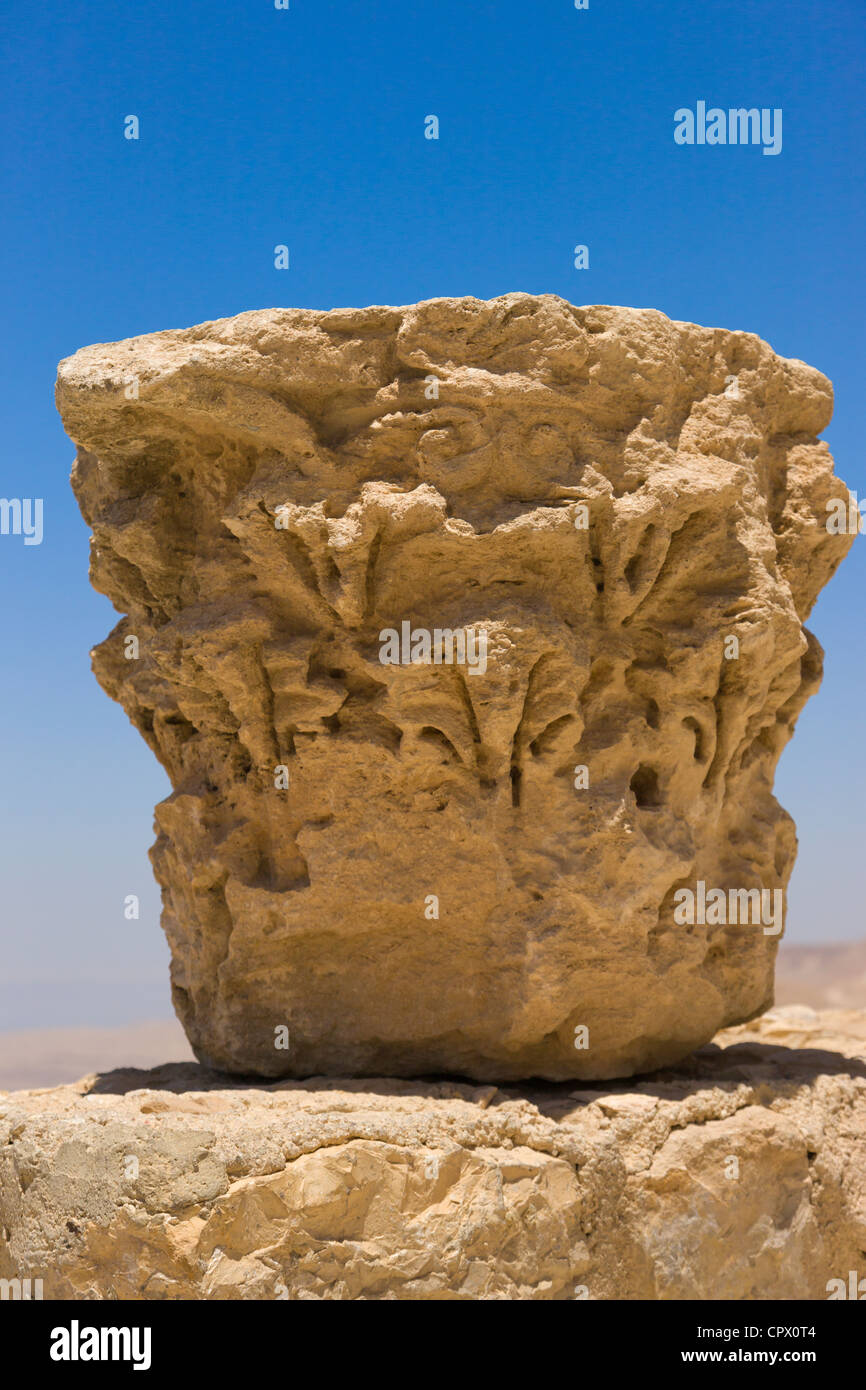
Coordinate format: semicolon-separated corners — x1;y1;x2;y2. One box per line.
1;0;863;1028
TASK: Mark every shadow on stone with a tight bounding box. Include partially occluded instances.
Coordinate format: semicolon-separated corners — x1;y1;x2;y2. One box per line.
80;1039;866;1103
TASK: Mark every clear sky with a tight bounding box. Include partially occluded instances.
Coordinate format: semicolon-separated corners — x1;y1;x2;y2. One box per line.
1;0;863;1029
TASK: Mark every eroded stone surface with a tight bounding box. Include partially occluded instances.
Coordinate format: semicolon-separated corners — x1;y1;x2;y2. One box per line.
1;1009;865;1300
56;296;855;1079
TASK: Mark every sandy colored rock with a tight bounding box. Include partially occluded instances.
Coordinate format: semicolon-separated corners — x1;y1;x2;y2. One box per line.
1;1008;865;1300
56;295;855;1080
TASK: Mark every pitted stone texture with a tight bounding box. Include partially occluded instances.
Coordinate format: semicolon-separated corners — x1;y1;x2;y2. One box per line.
56;296;855;1079
1;1010;865;1300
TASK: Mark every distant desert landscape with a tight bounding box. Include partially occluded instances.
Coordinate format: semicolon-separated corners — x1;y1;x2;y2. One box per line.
0;1017;194;1092
773;939;866;1010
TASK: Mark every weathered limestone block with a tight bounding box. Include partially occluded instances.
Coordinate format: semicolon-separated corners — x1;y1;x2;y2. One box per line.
2;1010;865;1300
56;296;855;1079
